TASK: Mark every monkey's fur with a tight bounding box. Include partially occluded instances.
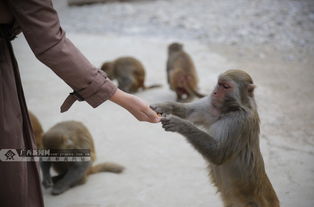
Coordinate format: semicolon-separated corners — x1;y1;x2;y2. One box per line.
41;121;124;195
166;42;204;102
101;56;161;93
28;111;44;148
151;70;279;207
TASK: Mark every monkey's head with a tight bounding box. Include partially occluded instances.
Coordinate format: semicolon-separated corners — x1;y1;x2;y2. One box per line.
168;42;183;53
100;61;115;80
211;69;256;112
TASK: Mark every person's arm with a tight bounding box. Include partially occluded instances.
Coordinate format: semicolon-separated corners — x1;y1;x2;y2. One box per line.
6;0;116;109
5;0;159;123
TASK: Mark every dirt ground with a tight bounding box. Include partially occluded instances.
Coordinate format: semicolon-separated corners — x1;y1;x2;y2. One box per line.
12;0;314;206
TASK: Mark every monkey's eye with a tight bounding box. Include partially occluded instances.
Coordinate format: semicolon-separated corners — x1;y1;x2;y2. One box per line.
218;82;230;89
223;84;230;89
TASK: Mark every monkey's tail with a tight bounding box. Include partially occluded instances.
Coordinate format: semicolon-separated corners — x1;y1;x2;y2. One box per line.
184;76;206;98
143;84;162;90
87;162;125;175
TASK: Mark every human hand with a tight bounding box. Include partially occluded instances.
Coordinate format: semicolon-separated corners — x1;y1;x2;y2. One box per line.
110;89;160;123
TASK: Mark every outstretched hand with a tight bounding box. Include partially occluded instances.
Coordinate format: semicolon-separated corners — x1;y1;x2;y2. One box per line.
110;89;161;123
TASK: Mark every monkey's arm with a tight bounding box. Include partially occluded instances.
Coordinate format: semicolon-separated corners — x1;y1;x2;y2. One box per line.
151;102;187;117
151;97;217;127
40;161;53;188
161;114;247;165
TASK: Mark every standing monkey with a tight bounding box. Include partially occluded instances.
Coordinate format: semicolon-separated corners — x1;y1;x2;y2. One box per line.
101;56;161;93
166;42;204;102
41;121;124;195
151;70;279;207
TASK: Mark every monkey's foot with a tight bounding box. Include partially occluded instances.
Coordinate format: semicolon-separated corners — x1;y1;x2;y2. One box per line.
51;185;68;195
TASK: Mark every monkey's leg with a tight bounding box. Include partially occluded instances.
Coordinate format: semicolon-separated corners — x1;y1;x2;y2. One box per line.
161;115;223;165
51;161;91;195
51;172;66;184
183;93;194;103
41;161;53;188
176;92;183;102
52;171;87;185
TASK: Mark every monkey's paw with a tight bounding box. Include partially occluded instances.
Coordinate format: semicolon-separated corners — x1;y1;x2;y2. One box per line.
51;184;68;195
150;103;173;115
161;114;186;132
42;177;53;188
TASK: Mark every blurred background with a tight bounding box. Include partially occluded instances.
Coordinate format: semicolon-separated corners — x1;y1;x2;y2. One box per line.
13;0;314;206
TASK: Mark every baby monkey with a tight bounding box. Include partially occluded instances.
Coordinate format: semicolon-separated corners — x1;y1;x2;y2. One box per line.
151;70;279;207
166;42;204;102
101;56;161;93
41;121;124;195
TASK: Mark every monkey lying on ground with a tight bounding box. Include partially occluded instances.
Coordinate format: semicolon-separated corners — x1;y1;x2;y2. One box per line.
28;111;44;148
101;56;161;93
166;42;204;102
41;121;124;195
151;70;279;207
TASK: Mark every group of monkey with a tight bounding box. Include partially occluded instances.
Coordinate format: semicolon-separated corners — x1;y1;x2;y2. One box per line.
29;42;280;207
101;42;205;102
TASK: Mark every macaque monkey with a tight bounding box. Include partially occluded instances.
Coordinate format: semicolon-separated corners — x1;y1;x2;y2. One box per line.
41;121;124;195
166;42;204;102
151;70;279;207
28;111;44;148
101;56;161;93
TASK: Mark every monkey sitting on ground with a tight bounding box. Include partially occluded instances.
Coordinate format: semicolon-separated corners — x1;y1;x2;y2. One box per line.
151;70;279;207
41;121;124;195
166;42;204;102
101;56;161;93
28;111;44;148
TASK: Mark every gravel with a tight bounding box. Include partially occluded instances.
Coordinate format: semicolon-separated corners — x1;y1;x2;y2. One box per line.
55;0;314;50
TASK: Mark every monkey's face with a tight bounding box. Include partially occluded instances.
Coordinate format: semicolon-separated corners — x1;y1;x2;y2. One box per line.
211;77;236;109
211;70;256;110
168;42;183;53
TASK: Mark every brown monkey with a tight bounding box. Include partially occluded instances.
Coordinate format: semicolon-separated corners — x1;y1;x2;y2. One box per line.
166;42;204;102
151;70;279;207
28;111;44;148
101;56;161;93
41;121;124;195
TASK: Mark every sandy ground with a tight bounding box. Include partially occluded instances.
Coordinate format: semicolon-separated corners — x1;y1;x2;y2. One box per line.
11;0;314;206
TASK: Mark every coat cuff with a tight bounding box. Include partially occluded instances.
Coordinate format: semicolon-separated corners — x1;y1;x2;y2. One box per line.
60;70;117;112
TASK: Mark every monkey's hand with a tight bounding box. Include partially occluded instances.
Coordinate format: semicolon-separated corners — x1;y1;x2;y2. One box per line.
150;102;174;116
42;176;53;188
161;114;189;133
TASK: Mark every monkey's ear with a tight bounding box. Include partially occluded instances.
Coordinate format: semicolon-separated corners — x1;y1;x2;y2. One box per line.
247;84;256;97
